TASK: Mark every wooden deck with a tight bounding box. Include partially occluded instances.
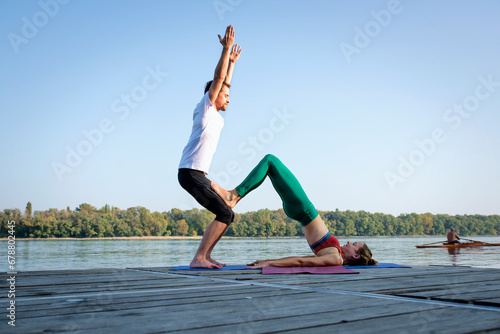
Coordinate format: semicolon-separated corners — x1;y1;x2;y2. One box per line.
2;265;500;333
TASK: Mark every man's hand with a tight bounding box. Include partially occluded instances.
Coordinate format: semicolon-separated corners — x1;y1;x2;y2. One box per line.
218;25;235;49
229;44;242;63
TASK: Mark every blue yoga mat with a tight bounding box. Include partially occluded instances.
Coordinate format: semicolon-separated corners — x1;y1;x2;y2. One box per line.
170;263;410;271
170;265;254;271
344;263;411;269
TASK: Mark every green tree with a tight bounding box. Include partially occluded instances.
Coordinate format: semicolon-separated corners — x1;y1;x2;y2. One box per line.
77;203;97;215
26;202;32;217
176;219;189;236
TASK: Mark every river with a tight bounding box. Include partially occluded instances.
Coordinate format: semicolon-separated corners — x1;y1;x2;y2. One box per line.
3;236;500;271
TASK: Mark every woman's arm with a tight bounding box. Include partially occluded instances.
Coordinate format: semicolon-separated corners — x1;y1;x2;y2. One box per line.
248;256;316;267
248;254;341;268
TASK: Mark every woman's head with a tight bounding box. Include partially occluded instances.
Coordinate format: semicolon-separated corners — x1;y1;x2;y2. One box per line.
342;242;378;266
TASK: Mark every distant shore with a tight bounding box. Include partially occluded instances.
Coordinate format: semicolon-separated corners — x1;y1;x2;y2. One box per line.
2;235;497;241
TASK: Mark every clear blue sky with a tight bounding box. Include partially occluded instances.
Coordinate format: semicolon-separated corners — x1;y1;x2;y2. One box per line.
1;0;499;216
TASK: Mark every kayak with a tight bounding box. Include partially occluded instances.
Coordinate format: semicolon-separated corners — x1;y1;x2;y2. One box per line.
416;241;500;249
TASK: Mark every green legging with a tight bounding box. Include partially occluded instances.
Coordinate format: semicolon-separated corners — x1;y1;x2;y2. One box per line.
235;154;319;226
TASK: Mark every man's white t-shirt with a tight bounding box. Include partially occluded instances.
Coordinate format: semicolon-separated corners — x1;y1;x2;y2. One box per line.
179;92;224;174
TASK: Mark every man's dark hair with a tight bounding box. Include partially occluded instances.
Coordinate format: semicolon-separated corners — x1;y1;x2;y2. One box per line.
204;81;213;94
204;80;231;94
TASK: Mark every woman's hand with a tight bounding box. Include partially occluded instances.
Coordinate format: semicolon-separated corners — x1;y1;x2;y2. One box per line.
246;260;271;268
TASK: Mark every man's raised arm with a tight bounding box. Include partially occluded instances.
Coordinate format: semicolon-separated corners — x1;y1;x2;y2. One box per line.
224;44;242;85
208;25;235;104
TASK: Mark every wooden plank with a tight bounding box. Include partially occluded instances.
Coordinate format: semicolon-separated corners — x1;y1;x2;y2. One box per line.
16;287;312;319
364;277;500;295
398;288;500;306
7;272;173;286
94;300;439;334
0;270;175;291
279;306;500;334
4;272;232;298
394;282;500;297
175;305;448;334
270;270;500;295
14;283;275;312
39;297;445;334
10;279;226;298
14;283;305;311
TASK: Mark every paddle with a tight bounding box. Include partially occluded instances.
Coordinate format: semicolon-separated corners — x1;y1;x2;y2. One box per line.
461;237;492;245
420;240;448;246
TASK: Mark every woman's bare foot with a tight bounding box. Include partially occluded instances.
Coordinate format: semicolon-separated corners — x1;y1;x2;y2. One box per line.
211;181;241;208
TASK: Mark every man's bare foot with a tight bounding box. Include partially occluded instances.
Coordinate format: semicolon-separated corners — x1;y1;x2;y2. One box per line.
208;257;226;267
211;181;241;208
190;258;222;269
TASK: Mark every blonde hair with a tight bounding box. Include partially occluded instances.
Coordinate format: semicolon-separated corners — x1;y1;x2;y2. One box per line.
349;244;378;266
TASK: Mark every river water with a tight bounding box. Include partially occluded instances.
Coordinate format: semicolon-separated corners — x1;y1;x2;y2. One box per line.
3;236;500;271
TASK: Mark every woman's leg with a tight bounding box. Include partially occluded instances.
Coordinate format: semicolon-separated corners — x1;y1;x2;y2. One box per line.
235;154;318;226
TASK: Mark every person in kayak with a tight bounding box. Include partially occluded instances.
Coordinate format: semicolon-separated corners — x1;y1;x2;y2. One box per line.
447;228;460;244
210;154;377;268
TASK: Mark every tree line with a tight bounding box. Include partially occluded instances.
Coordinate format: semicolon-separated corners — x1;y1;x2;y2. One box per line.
1;202;499;238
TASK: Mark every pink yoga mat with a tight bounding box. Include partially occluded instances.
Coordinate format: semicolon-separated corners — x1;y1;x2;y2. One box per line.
262;266;358;275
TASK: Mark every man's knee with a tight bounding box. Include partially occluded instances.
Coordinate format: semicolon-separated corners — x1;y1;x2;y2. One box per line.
216;207;234;225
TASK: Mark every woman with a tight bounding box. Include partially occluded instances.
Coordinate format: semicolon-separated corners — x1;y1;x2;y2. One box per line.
211;154;377;268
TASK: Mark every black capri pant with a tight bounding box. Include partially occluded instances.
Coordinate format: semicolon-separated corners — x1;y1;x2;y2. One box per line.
178;168;234;225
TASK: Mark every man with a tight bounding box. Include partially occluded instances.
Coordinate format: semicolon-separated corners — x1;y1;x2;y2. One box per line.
178;25;242;269
447;228;460;244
